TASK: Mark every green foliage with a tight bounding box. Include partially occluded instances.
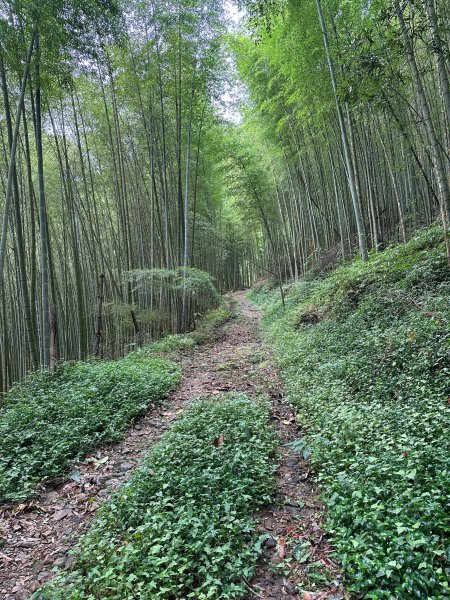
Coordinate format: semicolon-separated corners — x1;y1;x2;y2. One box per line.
0;356;181;503
35;393;278;599
132;300;235;354
190;302;235;344
126;267;220;305
252;227;450;598
136;334;197;357
0;0;123;89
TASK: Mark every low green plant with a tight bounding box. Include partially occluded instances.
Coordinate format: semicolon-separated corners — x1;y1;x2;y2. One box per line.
136;334;196;357
125;267;221;309
134;301;235;354
190;301;235;344
0;356;181;503
35;393;278;599
252;227;450;599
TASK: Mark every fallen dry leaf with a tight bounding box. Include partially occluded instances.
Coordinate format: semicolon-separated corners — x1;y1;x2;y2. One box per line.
214;433;224;448
278;538;286;559
12;503;27;516
319;555;333;569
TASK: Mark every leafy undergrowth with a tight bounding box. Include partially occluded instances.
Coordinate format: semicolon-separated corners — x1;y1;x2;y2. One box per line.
35;393;277;600
190;299;237;344
0;355;181;503
133;298;235;359
0;300;235;505
137;333;197;357
251;227;450;599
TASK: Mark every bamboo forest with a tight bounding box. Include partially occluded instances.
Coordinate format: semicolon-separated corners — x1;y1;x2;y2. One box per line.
0;0;449;598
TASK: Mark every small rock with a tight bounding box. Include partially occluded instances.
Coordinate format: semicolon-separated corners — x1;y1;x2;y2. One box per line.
134;424;142;430
120;463;134;472
15;552;30;562
11;585;23;594
54;557;66;568
28;582;40;593
264;537;277;549
53;508;72;522
283;581;297;595
65;556;75;569
71;515;84;523
43;491;59;504
104;479;120;488
61;525;73;537
16;539;39;548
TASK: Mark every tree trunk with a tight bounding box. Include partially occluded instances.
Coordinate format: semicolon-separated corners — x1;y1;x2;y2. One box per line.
424;0;450;130
50;303;58;371
35;30;51;367
0;33;35;285
315;0;368;261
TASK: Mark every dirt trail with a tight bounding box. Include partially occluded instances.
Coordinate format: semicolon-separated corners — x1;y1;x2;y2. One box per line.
0;293;341;599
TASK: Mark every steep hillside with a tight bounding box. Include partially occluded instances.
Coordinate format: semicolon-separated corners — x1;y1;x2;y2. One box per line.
251;227;450;598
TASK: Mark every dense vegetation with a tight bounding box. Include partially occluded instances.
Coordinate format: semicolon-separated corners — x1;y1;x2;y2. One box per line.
2;0;450;390
0;0;449;595
0;353;180;503
35;393;277;599
233;0;450;275
0;0;246;389
251;227;450;598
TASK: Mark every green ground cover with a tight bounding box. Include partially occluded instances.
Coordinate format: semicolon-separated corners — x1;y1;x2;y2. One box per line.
0;355;181;503
35;393;277;599
251;227;450;598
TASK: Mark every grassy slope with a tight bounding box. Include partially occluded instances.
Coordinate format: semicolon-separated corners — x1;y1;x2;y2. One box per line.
35;394;277;600
250;227;450;599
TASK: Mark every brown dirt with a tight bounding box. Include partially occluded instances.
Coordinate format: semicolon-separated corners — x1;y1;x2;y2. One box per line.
0;293;343;600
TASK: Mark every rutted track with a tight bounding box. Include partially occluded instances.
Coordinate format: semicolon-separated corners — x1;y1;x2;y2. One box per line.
1;294;340;599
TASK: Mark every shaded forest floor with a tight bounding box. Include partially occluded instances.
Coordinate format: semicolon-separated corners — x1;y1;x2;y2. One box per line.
0;293;342;600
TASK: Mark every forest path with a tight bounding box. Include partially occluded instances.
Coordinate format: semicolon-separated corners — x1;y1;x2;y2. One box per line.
0;293;340;599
